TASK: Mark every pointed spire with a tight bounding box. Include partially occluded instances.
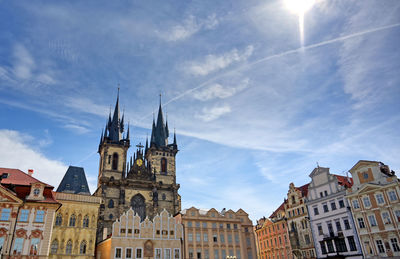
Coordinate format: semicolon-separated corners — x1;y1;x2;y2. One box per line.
151;95;168;147
126;123;130;140
100;129;104;145
108;88;123;142
165;112;169;138
145;135;149;154
173;128;177;146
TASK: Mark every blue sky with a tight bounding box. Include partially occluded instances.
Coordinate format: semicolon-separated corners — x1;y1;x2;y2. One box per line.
0;0;399;221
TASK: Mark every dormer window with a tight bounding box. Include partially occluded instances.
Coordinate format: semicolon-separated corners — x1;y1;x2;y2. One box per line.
33;189;40;196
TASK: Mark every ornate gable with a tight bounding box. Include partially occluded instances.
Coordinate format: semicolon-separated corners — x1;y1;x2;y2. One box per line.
0;185;23;204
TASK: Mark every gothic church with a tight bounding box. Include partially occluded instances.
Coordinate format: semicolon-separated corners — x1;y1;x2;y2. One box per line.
94;93;181;242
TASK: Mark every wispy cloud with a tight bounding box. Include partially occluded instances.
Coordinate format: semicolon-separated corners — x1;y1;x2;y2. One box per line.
192;78;250;101
63;124;90;134
196;104;231;122
0;129;68;189
185;45;254;76
157;14;218;42
13;43;35;80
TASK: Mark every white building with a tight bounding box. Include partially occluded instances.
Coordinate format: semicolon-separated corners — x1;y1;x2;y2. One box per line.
306;166;363;258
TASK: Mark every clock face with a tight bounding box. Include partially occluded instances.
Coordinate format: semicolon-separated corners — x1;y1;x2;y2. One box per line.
136;159;143;166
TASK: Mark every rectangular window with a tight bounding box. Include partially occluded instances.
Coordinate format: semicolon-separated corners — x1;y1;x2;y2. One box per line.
214;250;219;259
234;224;238;229
189;249;193;259
363;197;371;207
115;248;122;258
358;218;365;228
326;240;334;253
382;212;392;224
13;238;24;254
203;233;208;242
196;249;201;259
338;199;345;208
221;250;226;258
352;199;360;209
246;237;251;247
368;215;377;227
313;207;319;216
376;193;385;204
320;241;327;254
317;224;323;235
187;221;192;227
19;209;29;222
196;233;201;242
343;218;351;229
0;237;4;253
323;203;329;213
204;249;209;259
188;233;193;242
202;222;207;228
35;210;45;222
163;248;170;259
1;208;11;221
335;238;347;252
305;234;310;245
126;248;132;259
195;222;200;228
228;234;232;243
219;223;223;229
213;234;217;242
390;238;400;252
376;240;385;253
331;201;337;211
335;220;342;231
155;248;162;259
30;238;40;255
395;210;400;222
220;234;225;243
327;222;334;235
247;251;253;259
227;223;231;229
348;236;357;251
173;249;180;259
235;234;239;243
212;223;217;229
236;249;241;259
388;190;398;201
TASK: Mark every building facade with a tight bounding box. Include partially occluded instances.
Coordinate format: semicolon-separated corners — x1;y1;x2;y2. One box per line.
269;202;293;259
96;208;183;259
285;183;315;259
94;94;181;243
306;166;362;258
347;160;400;258
0;167;61;258
177;207;257;259
49;166;101;259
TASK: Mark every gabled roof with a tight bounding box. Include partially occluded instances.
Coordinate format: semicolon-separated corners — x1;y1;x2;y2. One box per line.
349;160;380;173
56;166;91;195
0;168;52;187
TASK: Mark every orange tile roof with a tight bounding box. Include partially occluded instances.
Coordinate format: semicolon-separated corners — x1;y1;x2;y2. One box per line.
334;174;353;188
0;168;53;187
296;183;309;197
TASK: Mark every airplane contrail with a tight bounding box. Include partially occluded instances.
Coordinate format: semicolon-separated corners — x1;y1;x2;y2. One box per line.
139;22;400;122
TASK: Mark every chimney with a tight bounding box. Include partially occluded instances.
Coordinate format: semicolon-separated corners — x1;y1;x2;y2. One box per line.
28;169;34;176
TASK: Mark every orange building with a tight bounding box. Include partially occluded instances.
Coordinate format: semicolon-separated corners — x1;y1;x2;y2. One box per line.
256;203;293;259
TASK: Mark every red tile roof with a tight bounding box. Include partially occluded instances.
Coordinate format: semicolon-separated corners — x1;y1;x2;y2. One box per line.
270;201;285;218
334;174;353;188
0;168;53;187
0;167;58;204
296;183;309;197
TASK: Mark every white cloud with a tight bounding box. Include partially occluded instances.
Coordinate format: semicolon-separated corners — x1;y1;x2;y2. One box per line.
192;79;250;101
13;44;34;80
0;129;68;189
64;97;109;117
196;104;231;122
185;45;254;76
158;14;218;42
63;124;91;134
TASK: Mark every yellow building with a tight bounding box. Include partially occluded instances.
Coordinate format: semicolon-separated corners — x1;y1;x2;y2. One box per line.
96;208;183;259
176;207;257;259
49;166;101;259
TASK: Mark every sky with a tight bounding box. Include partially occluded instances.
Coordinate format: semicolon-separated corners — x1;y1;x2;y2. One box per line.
0;0;399;222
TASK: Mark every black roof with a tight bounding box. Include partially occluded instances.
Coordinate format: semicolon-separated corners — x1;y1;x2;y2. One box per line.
57;166;91;195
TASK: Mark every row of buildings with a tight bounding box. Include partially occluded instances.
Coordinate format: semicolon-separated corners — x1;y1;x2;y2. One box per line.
0;94;258;258
255;160;400;259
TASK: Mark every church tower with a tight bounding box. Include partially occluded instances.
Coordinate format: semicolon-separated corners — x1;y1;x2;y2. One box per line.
95;93;181;244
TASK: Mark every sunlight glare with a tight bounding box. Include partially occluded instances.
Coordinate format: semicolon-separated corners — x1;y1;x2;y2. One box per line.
285;0;315;15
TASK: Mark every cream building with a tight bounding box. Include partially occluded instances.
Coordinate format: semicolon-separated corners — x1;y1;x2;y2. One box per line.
49;166;101;259
176;207;257;259
96;208;183;259
347;160;400;258
0;167;61;258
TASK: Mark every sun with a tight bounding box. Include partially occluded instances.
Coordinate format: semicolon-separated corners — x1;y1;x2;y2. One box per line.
285;0;315;15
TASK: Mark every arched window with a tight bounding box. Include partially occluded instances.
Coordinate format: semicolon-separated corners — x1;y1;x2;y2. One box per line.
131;194;146;221
83;215;89;228
80;240;87;254
108;199;114;208
162;194;166;200
66;240;72;254
112;153;119;170
161;158;167;173
50;240;58;254
69;214;76;227
55;214;62;226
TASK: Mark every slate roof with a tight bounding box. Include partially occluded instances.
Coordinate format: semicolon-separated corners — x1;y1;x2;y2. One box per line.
56;166;91;195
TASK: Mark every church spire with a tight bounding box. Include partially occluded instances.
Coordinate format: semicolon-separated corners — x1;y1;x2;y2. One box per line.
107;88;124;142
150;95;168;148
